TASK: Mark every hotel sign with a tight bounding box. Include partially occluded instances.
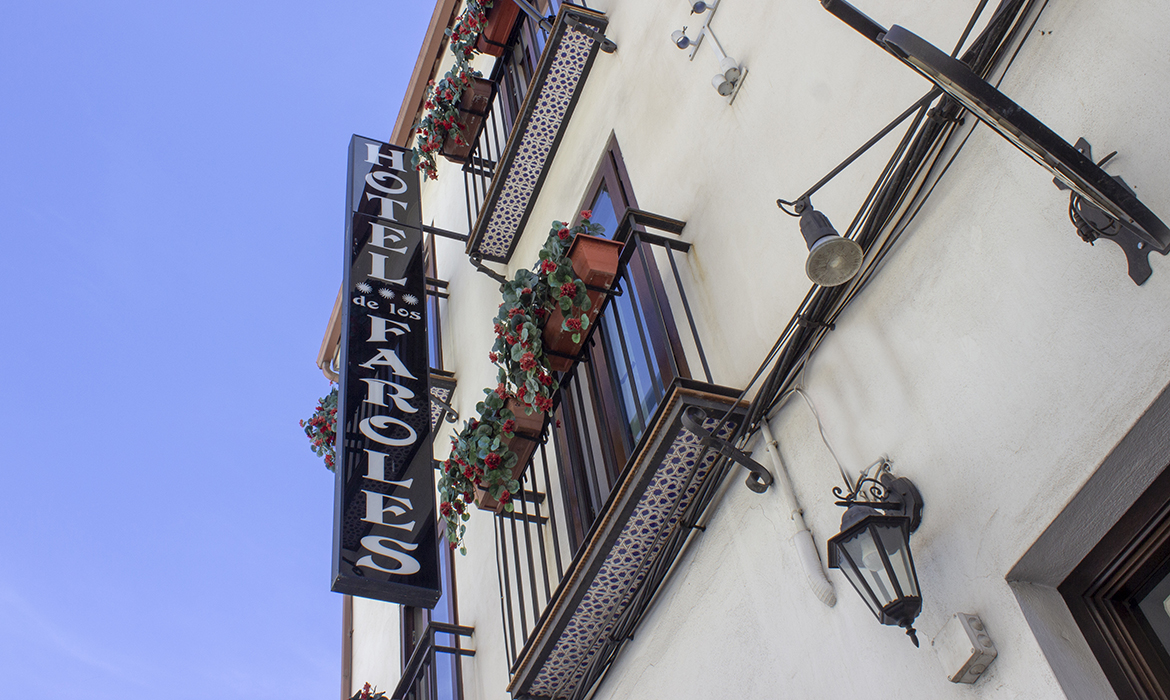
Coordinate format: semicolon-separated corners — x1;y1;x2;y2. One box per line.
331;135;440;607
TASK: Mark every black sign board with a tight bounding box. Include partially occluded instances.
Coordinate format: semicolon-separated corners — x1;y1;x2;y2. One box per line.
331;135;440;608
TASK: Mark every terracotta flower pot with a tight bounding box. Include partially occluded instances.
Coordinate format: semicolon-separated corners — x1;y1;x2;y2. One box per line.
543;234;624;372
440;78;493;163
475;398;544;513
475;0;522;57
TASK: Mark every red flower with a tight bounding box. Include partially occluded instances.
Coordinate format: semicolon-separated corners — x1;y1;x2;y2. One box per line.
522;287;532;296
499;490;512;503
489;352;498;363
505;333;517;345
580;209;592;219
535;395;553;412
495;383;508;399
520;352;537;371
566;318;583;331
502;419;516;433
538;372;553;386
540;259;557;274
440;502;453;516
485;452;502;470
516;386;527;400
558;227;571;241
559;282;578;298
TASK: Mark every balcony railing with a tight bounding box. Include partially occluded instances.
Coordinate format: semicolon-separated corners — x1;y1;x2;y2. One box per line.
492;211;725;681
459;3;558;237
391;622;476;700
461;5;613;263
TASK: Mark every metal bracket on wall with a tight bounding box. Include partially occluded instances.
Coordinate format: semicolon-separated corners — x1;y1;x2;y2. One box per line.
468;253;508;287
1054;139;1167;285
565;14;616;53
429;393;459;424
681;407;774;493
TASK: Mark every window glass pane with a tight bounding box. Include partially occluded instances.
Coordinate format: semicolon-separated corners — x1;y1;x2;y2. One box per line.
601;295;666;443
589;185;619;240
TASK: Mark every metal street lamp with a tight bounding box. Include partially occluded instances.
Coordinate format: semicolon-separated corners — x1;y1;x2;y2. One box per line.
827;463;924;645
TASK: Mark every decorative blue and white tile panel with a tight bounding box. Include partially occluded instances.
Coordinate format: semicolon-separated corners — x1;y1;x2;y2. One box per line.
468;7;611;263
507;381;746;700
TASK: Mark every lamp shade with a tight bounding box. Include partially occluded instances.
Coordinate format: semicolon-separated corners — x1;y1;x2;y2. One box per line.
828;506;923;645
799;207;863;287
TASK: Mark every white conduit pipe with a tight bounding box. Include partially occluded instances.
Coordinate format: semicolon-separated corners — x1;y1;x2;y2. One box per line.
757;418;837;608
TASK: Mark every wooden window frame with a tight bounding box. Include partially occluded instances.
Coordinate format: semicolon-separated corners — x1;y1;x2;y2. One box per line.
1061;463;1170;699
551;134;692;549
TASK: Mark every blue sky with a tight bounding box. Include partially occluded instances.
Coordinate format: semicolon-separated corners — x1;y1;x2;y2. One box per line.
0;2;431;697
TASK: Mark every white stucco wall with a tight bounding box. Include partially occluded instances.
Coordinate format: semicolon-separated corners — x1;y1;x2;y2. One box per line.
347;0;1170;697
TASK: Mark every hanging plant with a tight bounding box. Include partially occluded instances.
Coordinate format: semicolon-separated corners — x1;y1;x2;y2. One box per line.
437;388;523;553
411;0;494;181
350;683;386;700
300;387;338;472
439;213;611;552
489;212;604;414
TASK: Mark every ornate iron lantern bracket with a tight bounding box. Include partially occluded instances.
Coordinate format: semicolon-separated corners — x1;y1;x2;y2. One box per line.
833;459;923;532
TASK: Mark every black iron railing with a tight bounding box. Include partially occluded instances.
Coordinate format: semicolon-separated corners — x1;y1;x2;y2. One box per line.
391;622;475;700
461;4;560;234
494;211;711;670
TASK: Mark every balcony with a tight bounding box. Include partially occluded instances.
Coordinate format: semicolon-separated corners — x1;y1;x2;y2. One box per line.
485;211;750;700
451;3;613;263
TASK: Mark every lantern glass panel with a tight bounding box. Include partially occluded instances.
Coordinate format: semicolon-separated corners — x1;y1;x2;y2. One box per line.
838;557;883;618
839;526;899;607
876;520;918;598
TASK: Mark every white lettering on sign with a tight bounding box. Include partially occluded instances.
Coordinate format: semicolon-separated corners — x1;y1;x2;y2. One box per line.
369;222;408;253
366;170;409;196
368;252;408;286
368;315;410;342
361;490;415;532
363;452;412;485
343;142;433;591
365;193;409;222
360;415;418;447
359;378;419;412
365;143;406;172
358;348;417;379
356;536;421;575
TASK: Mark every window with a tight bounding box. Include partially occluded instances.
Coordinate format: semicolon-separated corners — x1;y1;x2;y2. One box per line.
399;533;467;700
552;134;692;546
1061;463;1170;698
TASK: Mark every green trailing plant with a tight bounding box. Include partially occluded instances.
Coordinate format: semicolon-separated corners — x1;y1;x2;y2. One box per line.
300;387;338;472
439;212;608;552
411;0;493;181
489;212;603;415
437;389;523;553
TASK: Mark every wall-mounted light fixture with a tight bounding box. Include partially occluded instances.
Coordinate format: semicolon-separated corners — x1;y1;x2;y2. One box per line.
794;198;864;287
820;0;1170;285
669;0;746;101
827;460;925;646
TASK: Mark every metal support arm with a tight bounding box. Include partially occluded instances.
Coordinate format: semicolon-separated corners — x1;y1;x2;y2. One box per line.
682;407;774;493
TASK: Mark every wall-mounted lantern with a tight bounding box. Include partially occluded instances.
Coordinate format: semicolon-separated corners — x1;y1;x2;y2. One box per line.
827;461;925;646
